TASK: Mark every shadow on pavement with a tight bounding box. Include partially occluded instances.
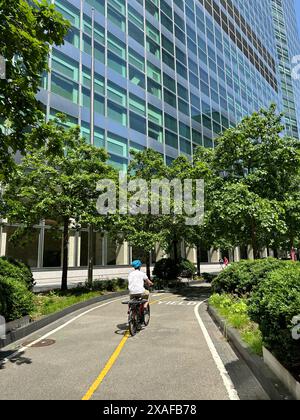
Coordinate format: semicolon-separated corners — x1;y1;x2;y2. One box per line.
0;350;32;370
115;323;128;335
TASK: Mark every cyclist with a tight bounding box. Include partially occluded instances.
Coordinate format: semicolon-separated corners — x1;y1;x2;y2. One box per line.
128;260;153;311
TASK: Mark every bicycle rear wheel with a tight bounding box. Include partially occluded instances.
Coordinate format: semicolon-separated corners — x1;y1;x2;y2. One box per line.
128;307;137;336
143;305;150;326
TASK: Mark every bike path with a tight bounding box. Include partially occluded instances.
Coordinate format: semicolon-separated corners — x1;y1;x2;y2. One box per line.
0;290;269;400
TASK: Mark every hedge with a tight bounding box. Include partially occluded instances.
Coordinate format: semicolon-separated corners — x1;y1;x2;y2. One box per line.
248;265;300;372
153;258;196;281
211;258;294;297
0;276;35;322
0;257;35;291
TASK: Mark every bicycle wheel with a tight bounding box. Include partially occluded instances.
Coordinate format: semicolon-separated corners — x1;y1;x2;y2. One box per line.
128;307;137;336
143;305;150;326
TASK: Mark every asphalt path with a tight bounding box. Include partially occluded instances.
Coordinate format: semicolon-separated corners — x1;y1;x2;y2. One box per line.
0;286;269;400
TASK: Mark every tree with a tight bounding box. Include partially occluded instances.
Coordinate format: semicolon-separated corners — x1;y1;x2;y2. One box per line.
208;105;299;258
111;149;168;278
1;116;116;290
0;0;70;180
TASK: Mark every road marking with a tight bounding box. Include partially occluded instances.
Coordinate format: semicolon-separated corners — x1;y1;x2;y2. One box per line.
82;331;130;400
1;297;125;364
82;293;173;400
194;302;240;401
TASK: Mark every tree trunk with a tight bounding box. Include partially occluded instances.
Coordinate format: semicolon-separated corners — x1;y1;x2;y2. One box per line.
173;239;179;263
196;244;201;276
146;252;151;279
61;217;69;291
87;224;94;288
251;220;259;260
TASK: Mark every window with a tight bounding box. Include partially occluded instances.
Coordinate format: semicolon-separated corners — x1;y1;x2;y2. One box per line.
148;104;162;125
55;0;80;28
107;33;126;59
86;0;105;14
52;50;79;82
108;52;126;77
147;62;161;83
51;73;78;103
129;66;145;89
107;81;127;107
107;5;126;31
95;127;105;148
165;113;178;132
128;49;145;72
129;94;146;116
147;78;161;99
130;112;146;134
107;101;127;126
107;132;128;157
165;130;178;148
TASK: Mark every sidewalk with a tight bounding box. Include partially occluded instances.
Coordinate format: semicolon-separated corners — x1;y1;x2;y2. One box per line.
32;264;221;291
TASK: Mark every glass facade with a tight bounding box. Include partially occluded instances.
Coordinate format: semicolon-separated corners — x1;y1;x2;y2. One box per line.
36;0;300;172
271;0;300;138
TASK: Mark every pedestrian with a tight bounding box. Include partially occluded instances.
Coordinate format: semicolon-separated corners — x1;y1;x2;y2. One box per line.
223;256;229;267
219;258;224;270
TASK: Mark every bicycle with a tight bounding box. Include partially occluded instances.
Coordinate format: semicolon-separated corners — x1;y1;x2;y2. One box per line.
122;296;151;336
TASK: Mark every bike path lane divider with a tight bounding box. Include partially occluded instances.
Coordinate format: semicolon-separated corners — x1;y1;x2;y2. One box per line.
82;293;174;401
194;301;240;401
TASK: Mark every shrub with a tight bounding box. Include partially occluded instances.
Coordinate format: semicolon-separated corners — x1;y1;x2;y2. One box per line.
178;259;196;279
0;276;35;321
153;258;196;281
202;272;216;283
153;258;180;281
248;265;300;371
0;257;35;291
211;258;292;297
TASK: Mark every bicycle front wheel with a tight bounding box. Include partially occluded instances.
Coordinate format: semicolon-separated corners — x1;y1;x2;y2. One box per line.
128;307;137;336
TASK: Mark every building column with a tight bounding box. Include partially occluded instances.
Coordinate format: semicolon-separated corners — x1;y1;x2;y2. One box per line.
228;249;234;263
186;246;197;264
103;233;108;265
0;225;7;257
180;240;186;259
68;231;76;267
247;245;254;260
260;247;268;259
116;241;129;265
234;247;241;262
209;248;221;263
268;248;274;258
37;220;45;268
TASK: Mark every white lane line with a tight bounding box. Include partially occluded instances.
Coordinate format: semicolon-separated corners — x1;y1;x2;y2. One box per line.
194;301;240;401
2;297;126;364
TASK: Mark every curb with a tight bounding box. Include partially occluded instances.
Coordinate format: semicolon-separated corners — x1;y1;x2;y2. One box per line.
0;291;128;349
207;304;294;400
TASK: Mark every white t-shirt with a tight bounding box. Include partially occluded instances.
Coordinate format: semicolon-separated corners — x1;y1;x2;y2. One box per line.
128;270;148;294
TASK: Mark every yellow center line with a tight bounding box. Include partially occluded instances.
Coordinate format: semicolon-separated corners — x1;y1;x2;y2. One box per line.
82;293;173;401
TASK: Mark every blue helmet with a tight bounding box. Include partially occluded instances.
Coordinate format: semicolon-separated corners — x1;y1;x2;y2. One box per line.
131;260;142;269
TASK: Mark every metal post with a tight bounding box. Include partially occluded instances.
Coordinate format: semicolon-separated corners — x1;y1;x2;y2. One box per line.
87;7;95;288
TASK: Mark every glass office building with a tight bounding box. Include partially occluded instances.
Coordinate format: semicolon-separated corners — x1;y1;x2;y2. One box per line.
37;0;300;170
1;0;300;269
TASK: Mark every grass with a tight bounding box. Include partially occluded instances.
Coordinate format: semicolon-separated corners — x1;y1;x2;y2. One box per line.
209;293;263;356
30;279;127;320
